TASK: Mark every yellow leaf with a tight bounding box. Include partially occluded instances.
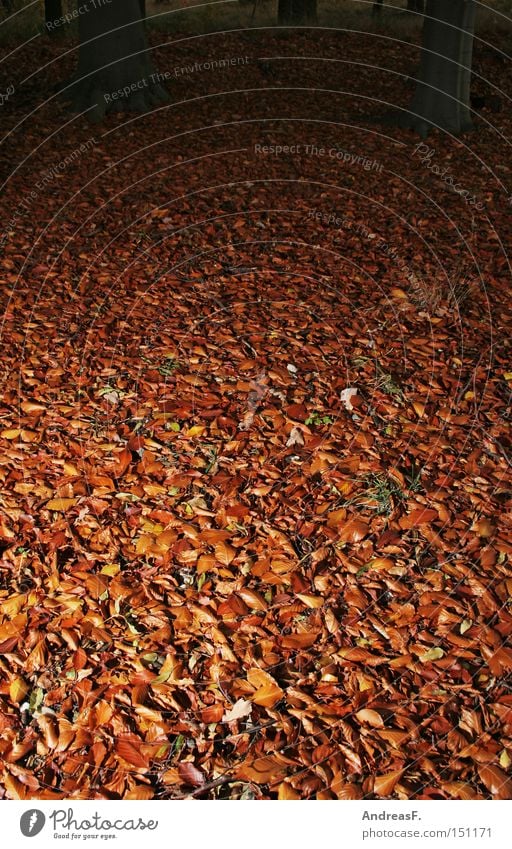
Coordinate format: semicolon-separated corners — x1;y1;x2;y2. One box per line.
419;647;444;663
1;429;20;439
500;749;511;769
101;564;120;577
187;425;206;437
10;677;29;703
46;498;76;511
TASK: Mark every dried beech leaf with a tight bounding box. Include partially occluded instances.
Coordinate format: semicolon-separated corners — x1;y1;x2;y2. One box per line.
178;762;205;788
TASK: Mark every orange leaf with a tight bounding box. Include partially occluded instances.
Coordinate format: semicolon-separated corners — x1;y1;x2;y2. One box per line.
399;508;438;529
237;588;267;611
115;738;149;769
125;786;154;800
296;593;324;608
278;782;300;799
374;769;404;796
478;764;512;799
215;541;236;566
356;709;384;728
281;631;320;649
247;668;284;707
338;518;369;543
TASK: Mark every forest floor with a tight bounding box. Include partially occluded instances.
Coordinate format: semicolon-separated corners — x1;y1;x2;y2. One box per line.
0;15;512;800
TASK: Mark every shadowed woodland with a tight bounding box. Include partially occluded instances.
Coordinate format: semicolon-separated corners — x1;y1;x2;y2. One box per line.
0;0;511;802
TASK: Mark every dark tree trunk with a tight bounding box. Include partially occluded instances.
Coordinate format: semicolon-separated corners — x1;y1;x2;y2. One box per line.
401;0;475;136
64;0;168;122
278;0;317;24
45;0;62;20
45;0;62;35
139;0;146;20
407;0;424;12
372;0;383;17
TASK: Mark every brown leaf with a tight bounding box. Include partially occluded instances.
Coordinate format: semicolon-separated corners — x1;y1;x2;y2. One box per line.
115;738;149;769
236;754;294;784
338;518;369;543
399;508;438;529
178;762;205;787
356;708;385;728
478;764;512;799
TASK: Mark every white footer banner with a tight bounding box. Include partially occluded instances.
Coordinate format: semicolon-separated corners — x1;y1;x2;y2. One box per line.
2;800;510;849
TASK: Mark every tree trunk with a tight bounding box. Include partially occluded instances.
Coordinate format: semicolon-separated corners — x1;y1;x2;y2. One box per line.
407;0;424;12
278;0;317;24
64;0;168;122
139;0;146;20
402;0;475;136
45;0;62;21
45;0;62;35
372;0;383;17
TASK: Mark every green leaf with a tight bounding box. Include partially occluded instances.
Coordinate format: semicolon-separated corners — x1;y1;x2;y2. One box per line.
29;688;44;713
173;734;185;755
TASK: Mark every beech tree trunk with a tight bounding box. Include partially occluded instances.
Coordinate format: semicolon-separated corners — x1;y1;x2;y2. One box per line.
45;0;62;32
278;0;317;24
402;0;475;136
65;0;168;122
